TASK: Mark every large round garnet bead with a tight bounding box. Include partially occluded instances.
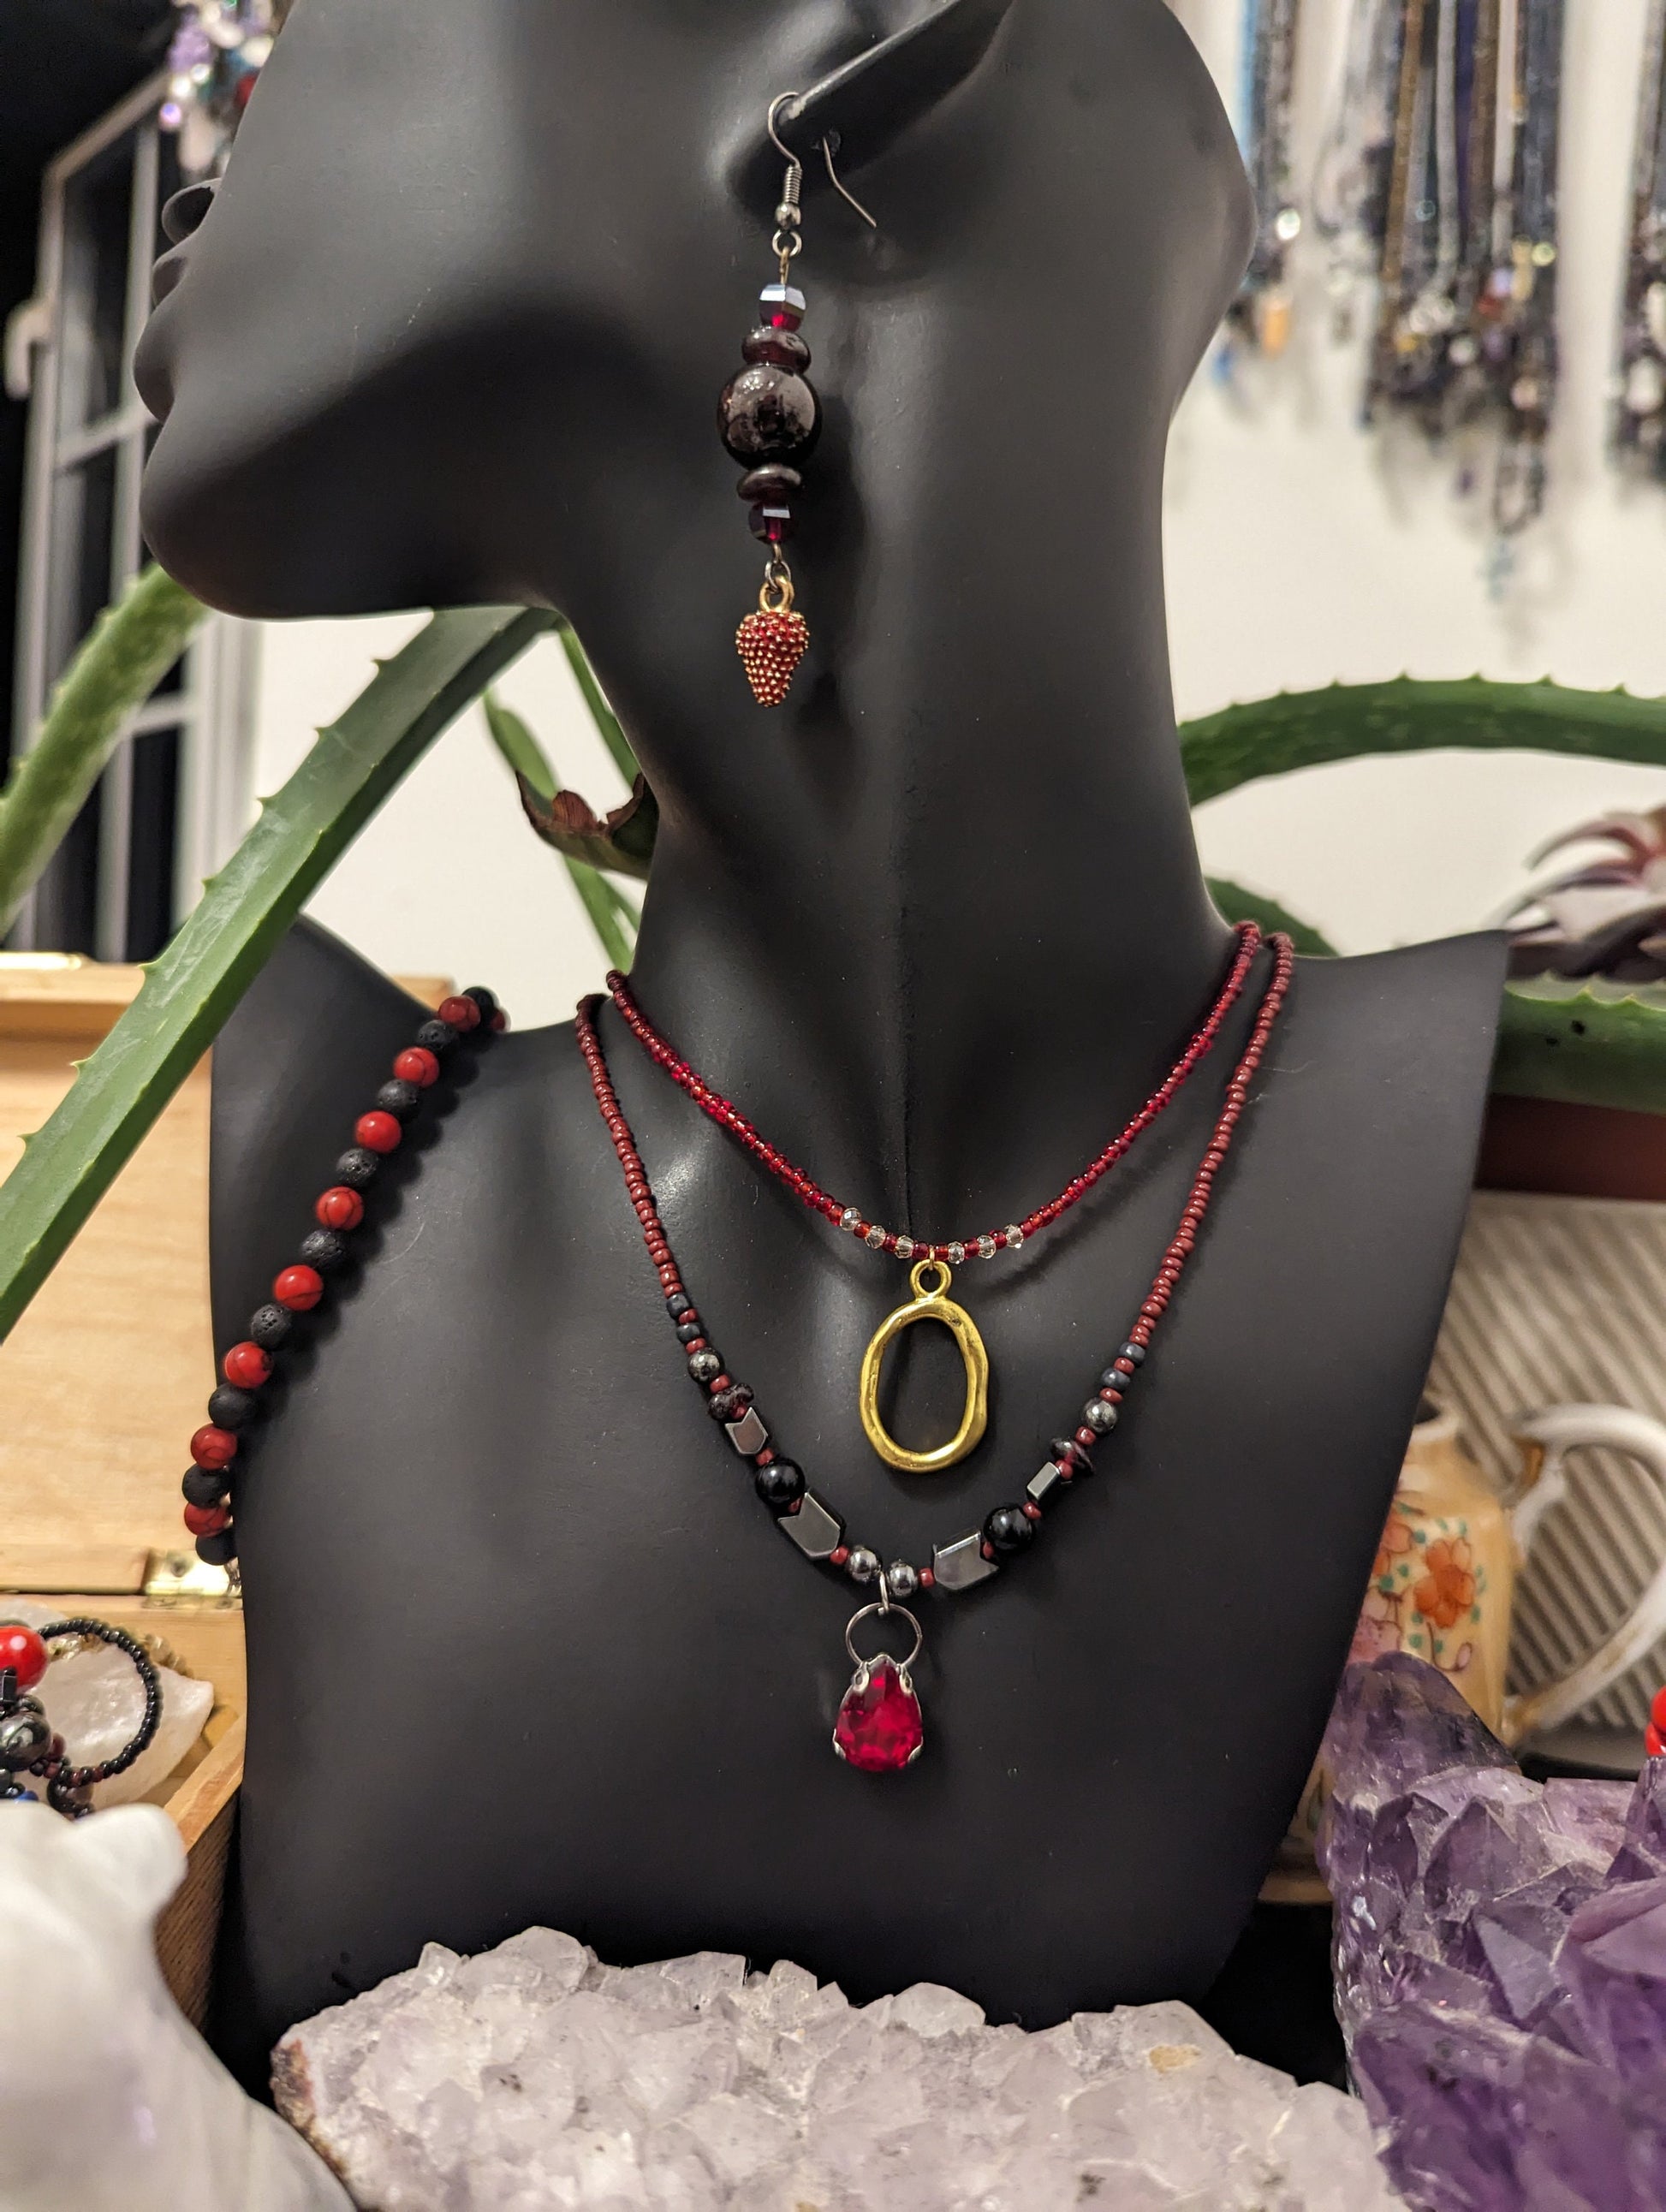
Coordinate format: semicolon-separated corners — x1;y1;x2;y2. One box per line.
717;364;820;465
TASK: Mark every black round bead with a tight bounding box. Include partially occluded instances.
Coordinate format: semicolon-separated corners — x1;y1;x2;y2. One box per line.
299;1228;350;1272
415;1018;460;1056
250;1303;294;1351
675;1318;705;1346
985;1505;1035;1555
666;1292;693;1319
195;1529;238;1567
182;1466;229;1507
335;1147;382;1190
736;463;803;505
463;986;498;1026
717;364;820;464
708;1382;754;1423
754;1458;806;1509
741;325;812;372
688;1349;723;1384
376;1078;423;1122
207;1385;257;1431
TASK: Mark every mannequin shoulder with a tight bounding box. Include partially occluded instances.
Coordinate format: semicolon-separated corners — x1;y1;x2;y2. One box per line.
1278;931;1508;1091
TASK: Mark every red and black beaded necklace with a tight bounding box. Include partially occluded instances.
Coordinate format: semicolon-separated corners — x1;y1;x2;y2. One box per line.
579;928;1296;1773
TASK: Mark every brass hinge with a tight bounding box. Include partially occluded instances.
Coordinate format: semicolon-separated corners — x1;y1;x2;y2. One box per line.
142;1550;241;1608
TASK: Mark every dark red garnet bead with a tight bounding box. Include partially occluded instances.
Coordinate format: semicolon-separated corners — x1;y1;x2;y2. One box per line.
741;325;812;372
717;364;821;465
272;1264;324;1311
223;1340;272;1390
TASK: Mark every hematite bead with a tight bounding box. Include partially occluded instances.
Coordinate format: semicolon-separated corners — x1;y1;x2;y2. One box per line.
1052;1435;1092;1472
846;1547;880;1583
741;325;812;372
415;1019;459;1056
1083;1398;1118;1434
1120;1341;1147;1365
0;1702;51;1769
884;1561;919;1600
207;1385;257;1431
755;1457;806;1508
985;1505;1035;1555
708;1382;754;1423
335;1147;382;1190
376;1079;422;1122
299;1228;350;1273
249;1304;294;1352
717;364;820;464
182;1466;229;1507
675;1319;705;1346
195;1529;237;1567
667;1293;693;1319
688;1349;723;1383
736;463;803;505
1099;1368;1130;1393
1026;1462;1066;1505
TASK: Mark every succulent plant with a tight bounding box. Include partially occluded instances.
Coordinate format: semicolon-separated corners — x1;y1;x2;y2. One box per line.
1501;807;1666;982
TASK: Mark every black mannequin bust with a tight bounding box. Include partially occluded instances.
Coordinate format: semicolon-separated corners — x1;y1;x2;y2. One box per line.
135;0;1505;2084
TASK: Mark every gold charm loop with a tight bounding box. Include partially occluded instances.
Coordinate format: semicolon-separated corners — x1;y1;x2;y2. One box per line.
858;1260;990;1473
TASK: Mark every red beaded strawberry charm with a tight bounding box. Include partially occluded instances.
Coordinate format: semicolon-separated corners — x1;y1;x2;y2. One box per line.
736;574;810;707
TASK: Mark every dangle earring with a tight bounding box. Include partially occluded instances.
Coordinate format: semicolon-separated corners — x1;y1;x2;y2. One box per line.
718;95;875;706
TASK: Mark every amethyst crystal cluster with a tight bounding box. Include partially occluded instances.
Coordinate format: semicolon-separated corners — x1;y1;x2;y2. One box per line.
1318;1653;1666;2210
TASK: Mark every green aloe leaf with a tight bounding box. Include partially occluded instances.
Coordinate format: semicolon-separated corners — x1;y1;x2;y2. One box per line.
1492;976;1666;1115
0;564;208;935
0;605;553;1347
556;620;640;787
1205;877;1338;957
483;689;636;970
1181;676;1666;807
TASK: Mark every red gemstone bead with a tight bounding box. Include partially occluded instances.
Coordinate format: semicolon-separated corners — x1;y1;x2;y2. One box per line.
918;1568;936;1590
273;1264;324;1311
491;1010;509;1032
830;1545;851;1567
437;994;480;1032
190;1424;239;1470
315;1186;366;1231
183;1501;231;1537
394;1045;440;1089
355;1110;402;1155
223;1340;272;1390
833;1657;923;1773
1022;1501;1043;1520
0;1621;48;1692
1652;1686;1666;1735
1650;1721;1666;1760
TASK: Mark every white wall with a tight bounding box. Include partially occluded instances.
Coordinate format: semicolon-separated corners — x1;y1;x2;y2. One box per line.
248;0;1666;1022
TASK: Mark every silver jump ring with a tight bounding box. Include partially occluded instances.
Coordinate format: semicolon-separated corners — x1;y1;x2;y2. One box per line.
845;1600;923;1674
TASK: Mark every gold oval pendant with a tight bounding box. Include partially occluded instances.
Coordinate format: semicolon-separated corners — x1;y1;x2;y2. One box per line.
858;1260;990;1473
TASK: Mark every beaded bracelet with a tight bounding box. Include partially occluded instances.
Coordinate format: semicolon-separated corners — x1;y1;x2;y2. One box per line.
0;1618;162;1817
180;985;508;1567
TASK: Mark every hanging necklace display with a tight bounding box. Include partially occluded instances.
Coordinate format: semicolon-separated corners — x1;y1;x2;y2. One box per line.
1223;0;1306;361
1312;0;1407;341
1615;0;1666;477
580;932;1296;1770
604;924;1261;1472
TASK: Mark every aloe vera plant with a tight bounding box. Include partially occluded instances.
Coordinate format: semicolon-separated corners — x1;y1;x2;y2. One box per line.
0;565;208;936
482;688;639;972
0;605;553;1345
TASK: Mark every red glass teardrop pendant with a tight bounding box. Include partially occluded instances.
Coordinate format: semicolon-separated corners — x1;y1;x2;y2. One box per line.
832;1657;924;1772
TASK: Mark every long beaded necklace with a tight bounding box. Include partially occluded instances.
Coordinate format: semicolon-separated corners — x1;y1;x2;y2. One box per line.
605;924;1263;1474
579;932;1295;1773
1615;0;1666;476
1223;0;1306;362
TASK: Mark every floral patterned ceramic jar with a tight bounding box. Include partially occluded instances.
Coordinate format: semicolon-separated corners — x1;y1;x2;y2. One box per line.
1271;1398;1666;1891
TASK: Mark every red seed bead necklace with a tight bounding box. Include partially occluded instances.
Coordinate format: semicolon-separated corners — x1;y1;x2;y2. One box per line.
176;988;508;1569
579;931;1296;1772
605;920;1262;1267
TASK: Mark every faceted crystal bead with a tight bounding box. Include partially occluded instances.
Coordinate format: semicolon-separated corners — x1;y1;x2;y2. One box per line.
833;1658;923;1772
895;1235;915;1259
747;502;793;544
947;1242;967;1265
840;1208;861;1233
1004;1224;1024;1250
865;1225;887;1250
759;282;806;330
976;1234;997;1259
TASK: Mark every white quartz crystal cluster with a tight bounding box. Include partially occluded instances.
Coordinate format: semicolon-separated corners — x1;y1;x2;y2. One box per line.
277;1927;1402;2210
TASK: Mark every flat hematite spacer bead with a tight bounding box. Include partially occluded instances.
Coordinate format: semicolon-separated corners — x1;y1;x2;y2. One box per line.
726;1407;769;1456
931;1531;999;1592
1026;1462;1068;1505
782;1491;844;1560
1083;1398;1118;1434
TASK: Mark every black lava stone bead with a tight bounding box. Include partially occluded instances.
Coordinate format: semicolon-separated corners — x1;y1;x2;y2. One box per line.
717;364;820;464
250;1303;295;1351
299;1228;350;1272
207;1385;258;1430
376;1078;423;1122
984;1505;1036;1555
415;1019;459;1056
335;1147;382;1190
182;1466;229;1507
195;1530;238;1567
463;986;498;1025
754;1458;806;1509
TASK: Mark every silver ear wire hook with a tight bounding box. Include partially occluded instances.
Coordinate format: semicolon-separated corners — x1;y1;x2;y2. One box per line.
821;132;878;229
